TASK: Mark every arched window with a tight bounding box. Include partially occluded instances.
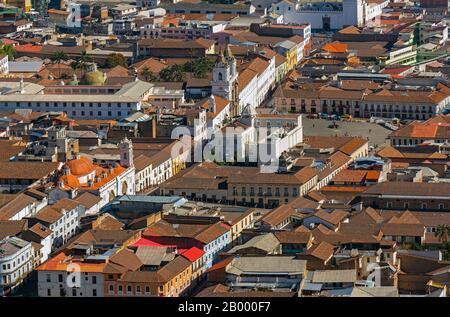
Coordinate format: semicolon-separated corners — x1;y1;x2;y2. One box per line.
218;72;223;81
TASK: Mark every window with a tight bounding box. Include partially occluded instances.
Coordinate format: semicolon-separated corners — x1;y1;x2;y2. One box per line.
92;276;97;284
438;204;444;210
47;289;51;296
72;288;77;297
421;203;427;210
58;274;63;283
46;274;51;282
109;284;114;293
92;289;97;297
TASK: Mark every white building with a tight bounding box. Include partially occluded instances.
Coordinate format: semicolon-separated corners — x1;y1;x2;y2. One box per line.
67;3;82;29
210;47;276;116
0;80;155;119
271;0;388;30
37;253;104;297
220;106;303;164
0;54;9;74
58;140;136;208
21;223;53;266
0;190;48;221
31;198;85;250
0;237;33;296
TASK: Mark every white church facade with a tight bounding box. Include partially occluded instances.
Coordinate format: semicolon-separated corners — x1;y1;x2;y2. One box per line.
271;0;389;30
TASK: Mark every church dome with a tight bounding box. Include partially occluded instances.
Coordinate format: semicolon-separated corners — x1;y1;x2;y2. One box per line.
66;156;96;176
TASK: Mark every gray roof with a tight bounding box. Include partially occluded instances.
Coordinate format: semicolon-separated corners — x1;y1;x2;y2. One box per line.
226;256;307;276
0;236;30;258
350;286;399;297
117;195;184;204
311;269;357;283
228;233;280;254
135;246;175;266
8;61;43;73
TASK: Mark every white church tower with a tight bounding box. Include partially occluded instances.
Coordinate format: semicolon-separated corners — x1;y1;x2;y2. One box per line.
119;137;134;168
211;45;238;101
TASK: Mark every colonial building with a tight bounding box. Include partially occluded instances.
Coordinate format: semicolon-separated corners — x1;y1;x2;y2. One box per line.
58;138;136;208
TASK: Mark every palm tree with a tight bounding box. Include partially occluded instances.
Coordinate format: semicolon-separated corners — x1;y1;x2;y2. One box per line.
71;51;92;77
435;224;450;244
140;67;157;82
51;51;68;79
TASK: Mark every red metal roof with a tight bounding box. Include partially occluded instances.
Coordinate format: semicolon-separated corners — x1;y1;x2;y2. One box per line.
181;247;205;262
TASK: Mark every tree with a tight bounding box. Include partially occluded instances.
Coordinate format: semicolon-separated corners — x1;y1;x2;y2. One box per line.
51;51;68;79
105;53;127;68
159;64;184;82
140;67;158;82
71;51;93;77
435;224;450;244
184;57;215;78
0;44;15;61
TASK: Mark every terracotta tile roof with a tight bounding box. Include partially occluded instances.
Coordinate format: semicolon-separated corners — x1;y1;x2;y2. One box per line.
379;223;424;237
92;214;124;231
0;193;37;221
132;57;168;74
322;42;347;53
67;229;138;249
28;223;52;239
195;222;230;244
0;220;27;239
362;182;450;197
198;95;230;119
157;255;192;282
108;248;142;271
36;252;106;272
332;169;369;183
274;231;312;244
137;38;215;49
0;161;60;180
306;241;335;261
74;192;102;209
338;138;368;156
260;204;295;227
311;209;348;226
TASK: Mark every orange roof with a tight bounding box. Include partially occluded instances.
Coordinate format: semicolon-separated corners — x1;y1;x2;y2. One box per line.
66;157;96;176
14;44;43;53
322;42;347;53
36;252;106;272
366;170;381;181
321;185;368;193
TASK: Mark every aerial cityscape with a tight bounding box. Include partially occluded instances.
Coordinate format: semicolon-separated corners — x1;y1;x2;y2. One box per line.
0;0;449;301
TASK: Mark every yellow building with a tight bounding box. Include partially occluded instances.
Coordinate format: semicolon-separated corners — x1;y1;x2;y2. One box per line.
6;0;32;12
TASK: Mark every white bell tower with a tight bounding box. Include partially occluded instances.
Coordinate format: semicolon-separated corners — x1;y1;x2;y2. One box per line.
211;45;238;100
119;137;134;168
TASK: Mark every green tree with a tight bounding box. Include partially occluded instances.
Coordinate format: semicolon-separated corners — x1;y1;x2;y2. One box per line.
140;67;158;82
71;51;93;77
435;224;450;244
105;53;127;68
184;57;215;78
0;44;15;61
51;51;69;78
159;64;184;82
